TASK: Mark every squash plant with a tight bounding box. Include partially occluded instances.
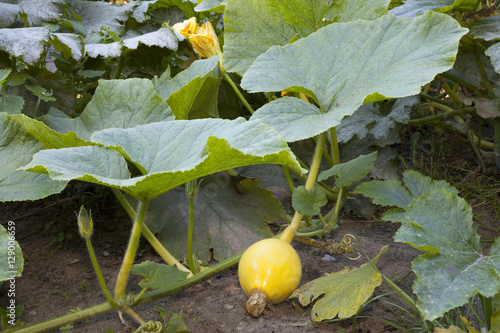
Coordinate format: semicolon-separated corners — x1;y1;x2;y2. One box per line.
0;0;499;331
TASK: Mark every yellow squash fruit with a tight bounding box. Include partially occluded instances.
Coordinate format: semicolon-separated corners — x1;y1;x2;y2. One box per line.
238;238;302;317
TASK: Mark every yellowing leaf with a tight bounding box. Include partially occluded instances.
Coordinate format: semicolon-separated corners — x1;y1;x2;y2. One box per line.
290;246;386;322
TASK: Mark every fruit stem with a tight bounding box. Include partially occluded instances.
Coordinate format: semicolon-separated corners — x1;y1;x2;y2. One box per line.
281;132;326;243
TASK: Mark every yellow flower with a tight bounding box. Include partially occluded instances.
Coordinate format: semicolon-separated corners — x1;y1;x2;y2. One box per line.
172;17;198;38
173;18;221;58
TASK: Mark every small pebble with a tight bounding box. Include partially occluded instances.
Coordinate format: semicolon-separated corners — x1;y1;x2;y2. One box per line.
322;254;336;261
103;250;111;257
224;304;234;310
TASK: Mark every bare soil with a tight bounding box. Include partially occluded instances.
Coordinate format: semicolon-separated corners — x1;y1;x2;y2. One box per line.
1;136;498;333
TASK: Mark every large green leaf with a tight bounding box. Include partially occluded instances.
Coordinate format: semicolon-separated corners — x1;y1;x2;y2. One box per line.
470;16;500;41
146;174;285;261
324;0;390;22
396;189;500;320
470;15;500;74
12;78;174;147
222;0;391;75
72;0;135;40
85;26;178;58
486;43;500;74
355;170;458;212
0;27;50;65
0;3;20;28
244;11;467;142
0;113;67;202
154;56;222;119
291;246;386;322
221;0;331;75
390;0;480;17
195;0;227;13
23;118;301;201
19;0;68;26
0;223;23;281
337;96;418;143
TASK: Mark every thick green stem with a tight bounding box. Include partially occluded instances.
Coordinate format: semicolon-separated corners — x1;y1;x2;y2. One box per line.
12;251;243;333
187;193;196;274
111;189;192;275
281;133;326;243
494;118;500;171
473;42;495;98
441;80;462;106
220;66;254;115
85;238;118;308
114;200;149;300
111;56;124;80
439;72;478;93
281;165;295;193
406;107;476;125
124;308;146;325
329;127;341;166
419;92;458;109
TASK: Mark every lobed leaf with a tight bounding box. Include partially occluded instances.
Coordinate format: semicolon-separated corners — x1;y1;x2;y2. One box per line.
390;0;480;17
291;246;386;322
397;189;500;320
291;186;327;216
12;78;174;147
318;152;377;187
222;0;331;75
146;174;285;261
0;27;50;65
23;118;302;202
356;170;459;210
0;224;23;281
130;261;189;290
195;0;227;13
0;113;67;202
337;96;418;143
154;56;221;119
324;0;390;22
245;11;467;141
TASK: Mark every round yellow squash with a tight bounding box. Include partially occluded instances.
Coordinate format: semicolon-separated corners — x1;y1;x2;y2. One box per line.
238;238;302;316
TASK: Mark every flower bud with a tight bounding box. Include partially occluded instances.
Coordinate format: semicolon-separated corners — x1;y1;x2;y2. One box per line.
77;206;93;239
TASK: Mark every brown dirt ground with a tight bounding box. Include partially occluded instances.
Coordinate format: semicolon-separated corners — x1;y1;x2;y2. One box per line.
1;135;499;333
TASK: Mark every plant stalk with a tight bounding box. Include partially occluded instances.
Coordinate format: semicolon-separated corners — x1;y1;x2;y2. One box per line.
187;191;197;274
220;65;255;115
114;200;149;300
85;237;119;308
406;107;476;125
111;189;192;275
12;251;243;333
281;132;326;243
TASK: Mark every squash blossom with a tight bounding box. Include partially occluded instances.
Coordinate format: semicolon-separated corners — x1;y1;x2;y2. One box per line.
77;206;93;239
173;17;221;58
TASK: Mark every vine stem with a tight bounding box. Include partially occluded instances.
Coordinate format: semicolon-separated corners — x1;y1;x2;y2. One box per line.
187;189;196;274
281;132;326;243
114;200;149;299
220;64;255;115
406;107;476;125
85;237;119;308
12;252;243;333
111;189;192;276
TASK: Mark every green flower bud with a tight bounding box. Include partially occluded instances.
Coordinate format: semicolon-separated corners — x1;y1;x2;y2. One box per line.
77;206;93;239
